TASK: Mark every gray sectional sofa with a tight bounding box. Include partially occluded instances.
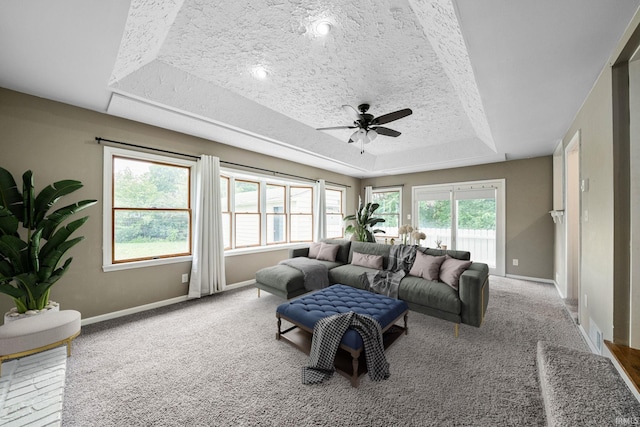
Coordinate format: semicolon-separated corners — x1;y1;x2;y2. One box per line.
255;239;489;333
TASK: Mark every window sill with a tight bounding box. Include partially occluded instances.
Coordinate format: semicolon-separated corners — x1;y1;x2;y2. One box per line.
103;255;193;272
225;243;309;257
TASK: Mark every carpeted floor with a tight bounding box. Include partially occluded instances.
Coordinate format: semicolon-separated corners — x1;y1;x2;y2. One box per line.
62;276;588;426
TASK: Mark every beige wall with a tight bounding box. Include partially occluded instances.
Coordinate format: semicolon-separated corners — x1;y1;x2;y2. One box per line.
0;88;360;318
553;9;640;346
362;156;554;279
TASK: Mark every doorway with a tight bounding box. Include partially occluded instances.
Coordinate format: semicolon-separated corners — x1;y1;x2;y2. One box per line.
565;131;581;315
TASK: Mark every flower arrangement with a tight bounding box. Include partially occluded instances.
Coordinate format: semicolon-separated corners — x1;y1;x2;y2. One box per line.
398;224;413;245
412;230;426;246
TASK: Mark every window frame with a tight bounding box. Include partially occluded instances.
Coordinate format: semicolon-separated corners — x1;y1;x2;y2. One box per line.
222;169;317;252
102;146;195;272
325;186;346;239
372;186;403;239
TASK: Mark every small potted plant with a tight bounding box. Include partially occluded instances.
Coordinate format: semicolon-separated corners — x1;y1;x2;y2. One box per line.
0;167;97;320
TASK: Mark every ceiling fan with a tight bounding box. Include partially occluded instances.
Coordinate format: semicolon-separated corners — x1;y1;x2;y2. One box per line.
317;103;413;153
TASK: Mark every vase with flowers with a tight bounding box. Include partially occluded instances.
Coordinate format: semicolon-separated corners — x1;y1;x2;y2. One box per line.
398;224;413;245
412;230;426;246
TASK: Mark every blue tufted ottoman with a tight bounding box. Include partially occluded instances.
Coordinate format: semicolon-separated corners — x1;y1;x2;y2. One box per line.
276;284;409;387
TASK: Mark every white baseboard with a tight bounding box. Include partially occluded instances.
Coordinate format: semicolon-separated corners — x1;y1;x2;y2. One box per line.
551;280;567;299
82;295;189;326
505;274;555;285
225;279;255;291
81;280;256;326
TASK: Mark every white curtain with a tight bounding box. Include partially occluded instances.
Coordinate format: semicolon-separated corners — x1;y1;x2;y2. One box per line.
189;155;226;298
364;185;374;205
314;179;327;241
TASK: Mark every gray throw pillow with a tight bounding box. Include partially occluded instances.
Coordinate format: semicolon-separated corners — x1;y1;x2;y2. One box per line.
439;255;472;290
351;251;384;269
308;242;322;258
316;242;340;262
409;251;445;281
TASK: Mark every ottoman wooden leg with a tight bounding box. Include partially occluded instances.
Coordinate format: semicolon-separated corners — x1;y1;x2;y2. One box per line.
351;356;359;388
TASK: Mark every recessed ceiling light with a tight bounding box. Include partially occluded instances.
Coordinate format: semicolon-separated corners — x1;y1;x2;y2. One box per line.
315;20;332;36
252;66;269;80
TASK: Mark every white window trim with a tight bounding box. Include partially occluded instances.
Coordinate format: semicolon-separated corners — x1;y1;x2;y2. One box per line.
372;186;403;238
102;146;196;272
221;167;316;249
411;179;505;276
325;184;347;239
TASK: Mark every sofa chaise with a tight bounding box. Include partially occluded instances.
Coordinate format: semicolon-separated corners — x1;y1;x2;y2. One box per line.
255;239;489;335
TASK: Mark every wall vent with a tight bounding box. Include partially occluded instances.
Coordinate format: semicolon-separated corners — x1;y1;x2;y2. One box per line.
589;320;603;354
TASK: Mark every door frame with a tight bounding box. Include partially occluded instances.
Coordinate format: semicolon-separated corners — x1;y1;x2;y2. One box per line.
411;178;505;276
564;130;581;310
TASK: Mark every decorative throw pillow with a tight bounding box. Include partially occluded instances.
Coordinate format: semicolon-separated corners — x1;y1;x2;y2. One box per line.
351;251;384;269
316;242;340;262
439;256;472;290
409;251;445;281
308;242;322;258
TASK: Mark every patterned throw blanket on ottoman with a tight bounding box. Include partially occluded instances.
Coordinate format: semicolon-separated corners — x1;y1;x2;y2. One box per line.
361;245;417;299
302;311;389;384
279;257;330;291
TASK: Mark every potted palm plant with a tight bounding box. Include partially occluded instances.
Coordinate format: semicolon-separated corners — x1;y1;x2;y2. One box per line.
0;166;97;317
344;200;386;242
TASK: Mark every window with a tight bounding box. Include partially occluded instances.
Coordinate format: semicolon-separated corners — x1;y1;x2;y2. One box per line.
372;187;402;237
289;186;313;242
325;188;345;238
412;179;505;275
220;176;231;249
222;170;316;250
266;184;286;244
103;146;195;271
234;179;260;247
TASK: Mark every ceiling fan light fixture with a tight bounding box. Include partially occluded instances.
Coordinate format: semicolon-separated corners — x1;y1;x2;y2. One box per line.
366;129;378;142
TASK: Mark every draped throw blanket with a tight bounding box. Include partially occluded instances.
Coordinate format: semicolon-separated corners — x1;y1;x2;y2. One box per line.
302;311;390;384
362;245;417;299
279;257;330;291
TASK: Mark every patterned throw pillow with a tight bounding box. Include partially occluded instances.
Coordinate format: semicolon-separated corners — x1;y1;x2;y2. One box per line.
351;251;384;269
316;242;340;262
439;255;472;290
408;251;445;281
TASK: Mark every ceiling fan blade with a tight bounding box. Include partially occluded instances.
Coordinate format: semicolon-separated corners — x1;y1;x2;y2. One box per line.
342;105;362;121
372;126;401;137
372;108;413;125
316;125;357;130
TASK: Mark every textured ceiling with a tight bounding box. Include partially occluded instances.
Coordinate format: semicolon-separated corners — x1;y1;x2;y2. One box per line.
108;0;498;175
1;0;639;177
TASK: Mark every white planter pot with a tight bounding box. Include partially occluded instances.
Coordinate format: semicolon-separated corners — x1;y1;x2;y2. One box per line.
4;301;60;325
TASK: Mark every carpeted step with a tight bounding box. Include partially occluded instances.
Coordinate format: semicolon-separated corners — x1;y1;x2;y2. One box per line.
537;341;640;426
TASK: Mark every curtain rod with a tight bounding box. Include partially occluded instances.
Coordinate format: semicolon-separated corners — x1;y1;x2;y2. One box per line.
95;137;350;188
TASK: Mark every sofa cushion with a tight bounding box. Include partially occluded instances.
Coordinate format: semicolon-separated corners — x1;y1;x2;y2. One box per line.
409;251;445;281
420;247;471;261
316;242;340;261
439;256;472;289
349;241;391;269
351;252;384;269
398;276;461;314
329;264;376;289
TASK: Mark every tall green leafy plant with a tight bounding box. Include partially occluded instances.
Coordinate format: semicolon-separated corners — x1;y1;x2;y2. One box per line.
0;167;97;313
344;201;386;242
